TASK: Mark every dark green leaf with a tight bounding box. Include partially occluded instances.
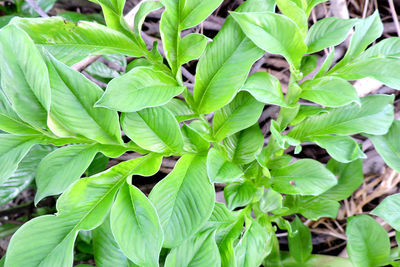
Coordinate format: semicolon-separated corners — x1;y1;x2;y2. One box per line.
288;217;312;263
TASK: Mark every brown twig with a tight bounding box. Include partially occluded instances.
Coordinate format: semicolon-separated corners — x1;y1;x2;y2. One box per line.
72;55;101;72
82;71;108;88
388;0;400;36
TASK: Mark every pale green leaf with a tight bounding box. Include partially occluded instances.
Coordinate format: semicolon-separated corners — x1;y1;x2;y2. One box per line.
35;144;99;204
240;72;288;107
213;92;264;142
92;216;134;267
223;124;264;165
368;120;400;173
372;193;400;232
312;135;366;163
231;11;307;68
165;230;221;267
289;95;394;140
121;106;184;153
0;135;37;185
360;37;400;59
193;0;274;114
300;76;359;107
276;0;308;36
271;159;337;195
338;11;383;65
45;53;123;144
149;155;215;248
306;17;356;53
179;33;208;65
346;215;390;267
111;182;163;267
0;89;41;135
259;189;283;213
12;17;146;65
131;0;163;35
5;154;161;267
0;25;50;129
322;159;363;201
224;181;258;210
96;67;185;112
207;148;243;183
0;145;54;206
234;217;272;267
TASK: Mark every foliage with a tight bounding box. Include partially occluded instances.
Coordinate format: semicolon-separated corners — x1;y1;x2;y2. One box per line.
0;0;400;266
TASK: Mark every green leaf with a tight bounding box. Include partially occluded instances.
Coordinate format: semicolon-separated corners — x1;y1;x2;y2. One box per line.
92;217;134;267
182;124;210;153
289;95;394;140
131;0;163;35
360;37;400;59
306;17;356;53
12;17;146;65
205;202;239;231
331;57;400;90
149;155;215;248
231;11;307;69
372;194;400;232
276;0;308;37
5;154;162;267
271;159;337;195
35;144;99;204
240;72;288;107
207;148;244;183
300;55;318;77
223;124;264;165
87;152;109;176
322;159;363;201
96;67;185;112
368;120;400;172
164;230;221;267
111;182;163;267
315;47;335;78
44;53;123;145
193;0;274;114
179;33;208;65
234;216;272;267
0;134;37;185
259;189;283;213
0;145;54;206
338;11;383;66
290;105;327;126
0;89;41;135
121;106;184;153
21;0;56;17
224;181;258;210
300;76;359;107
288;217;312;263
88;0;126;31
0;25;50;129
346;215;390;267
278;251;353;266
160;0;223;75
284;195;340;220
306;0;328;15
164;98;196;122
216;215;244;267
312;135;366;163
213;92;264;142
